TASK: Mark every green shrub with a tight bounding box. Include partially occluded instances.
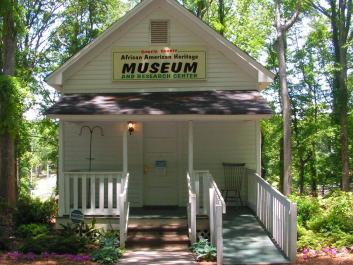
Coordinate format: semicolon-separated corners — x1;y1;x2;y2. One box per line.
307;191;353;233
20;234;87;254
296;191;353;250
99;230;120;247
290;195;321;228
15;223;49;238
190;237;216;261
91;246;124;264
60;219;101;244
14;196;57;226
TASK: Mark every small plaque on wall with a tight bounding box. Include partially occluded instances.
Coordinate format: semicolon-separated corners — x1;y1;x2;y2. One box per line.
155;160;167;168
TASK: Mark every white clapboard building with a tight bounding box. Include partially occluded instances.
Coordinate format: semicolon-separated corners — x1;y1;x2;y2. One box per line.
46;1;297;264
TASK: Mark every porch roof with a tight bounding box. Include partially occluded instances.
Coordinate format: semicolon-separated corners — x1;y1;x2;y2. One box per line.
45;90;272;116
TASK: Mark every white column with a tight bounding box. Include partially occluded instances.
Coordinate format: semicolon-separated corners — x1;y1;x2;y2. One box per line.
58;121;65;216
123;126;128;173
188;121;193;173
255;121;262;175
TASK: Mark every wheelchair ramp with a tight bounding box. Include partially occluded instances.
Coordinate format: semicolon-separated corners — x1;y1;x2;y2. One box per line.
223;207;290;265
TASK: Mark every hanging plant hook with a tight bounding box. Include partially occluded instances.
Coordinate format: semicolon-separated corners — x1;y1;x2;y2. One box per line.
79;125;104;171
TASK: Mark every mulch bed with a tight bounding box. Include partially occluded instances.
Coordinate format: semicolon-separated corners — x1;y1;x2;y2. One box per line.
1;253;353;264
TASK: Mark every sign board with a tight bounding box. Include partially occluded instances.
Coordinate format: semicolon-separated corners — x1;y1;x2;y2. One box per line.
155;160;167;168
70;209;84;224
113;47;206;81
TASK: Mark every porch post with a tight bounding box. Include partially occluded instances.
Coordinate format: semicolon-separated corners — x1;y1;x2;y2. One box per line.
123;126;128;173
188;121;193;173
256;121;262;175
58;121;65;216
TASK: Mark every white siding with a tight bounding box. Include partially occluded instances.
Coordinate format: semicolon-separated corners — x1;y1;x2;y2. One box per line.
179;121;257;205
62;121;258;207
63;7;256;93
63;121;143;207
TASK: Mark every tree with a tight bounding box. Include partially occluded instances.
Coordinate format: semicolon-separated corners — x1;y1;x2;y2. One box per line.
274;0;300;195
0;0;21;207
310;0;352;191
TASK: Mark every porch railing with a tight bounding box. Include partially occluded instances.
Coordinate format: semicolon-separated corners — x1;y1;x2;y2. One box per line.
189;170;226;265
247;170;297;262
187;172;197;244
63;172;124;216
119;172;130;248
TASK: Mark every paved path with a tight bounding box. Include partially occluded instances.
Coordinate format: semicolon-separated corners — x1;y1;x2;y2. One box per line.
32;175;56;200
223;207;289;265
118;250;196;265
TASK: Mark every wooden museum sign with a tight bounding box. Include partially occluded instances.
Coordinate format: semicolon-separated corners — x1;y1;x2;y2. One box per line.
113;47;206;81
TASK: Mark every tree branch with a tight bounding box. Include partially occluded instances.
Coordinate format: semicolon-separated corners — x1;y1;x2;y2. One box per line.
284;0;301;31
309;0;332;18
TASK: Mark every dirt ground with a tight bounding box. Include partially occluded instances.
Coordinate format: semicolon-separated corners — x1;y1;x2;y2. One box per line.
1;254;353;265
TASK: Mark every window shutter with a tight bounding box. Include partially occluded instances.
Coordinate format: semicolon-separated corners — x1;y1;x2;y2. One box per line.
150;20;169;44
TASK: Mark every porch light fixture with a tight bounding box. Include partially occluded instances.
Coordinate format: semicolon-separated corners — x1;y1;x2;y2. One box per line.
128;121;135;135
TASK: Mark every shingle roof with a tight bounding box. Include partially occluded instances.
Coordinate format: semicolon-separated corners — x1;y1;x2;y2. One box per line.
45;90;272;116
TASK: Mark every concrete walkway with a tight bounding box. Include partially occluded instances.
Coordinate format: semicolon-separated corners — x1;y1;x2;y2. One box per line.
118;250;196;265
223;207;289;265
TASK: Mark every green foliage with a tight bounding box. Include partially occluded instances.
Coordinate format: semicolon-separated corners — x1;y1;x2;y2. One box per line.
307;191;353;233
20;234;87;254
296;192;353;250
290;195;321;227
99;229;120;247
91;246;124;264
190;237;216;261
60;219;101;244
14;196;57;226
0;75;27;135
15;223;49;238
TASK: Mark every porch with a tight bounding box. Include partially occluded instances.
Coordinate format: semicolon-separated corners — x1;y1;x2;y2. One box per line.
57;167;296;264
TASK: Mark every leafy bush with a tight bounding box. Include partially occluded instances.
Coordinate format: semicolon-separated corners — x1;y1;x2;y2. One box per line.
20;234;87;254
296;191;353;250
91;246;124;264
15;223;49;238
14;196;57;226
99;230;120;247
308;191;353;233
290;195;321;227
190;237;216;261
60;219;101;244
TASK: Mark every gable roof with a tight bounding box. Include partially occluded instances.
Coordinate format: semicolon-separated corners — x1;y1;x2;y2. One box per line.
45;0;274;91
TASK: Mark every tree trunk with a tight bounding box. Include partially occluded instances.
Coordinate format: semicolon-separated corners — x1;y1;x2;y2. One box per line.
0;132;16;206
274;0;299;195
218;0;225;35
329;2;351;190
0;0;17;207
276;28;292;195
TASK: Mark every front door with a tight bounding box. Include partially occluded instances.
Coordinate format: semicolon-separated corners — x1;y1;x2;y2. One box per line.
143;122;178;206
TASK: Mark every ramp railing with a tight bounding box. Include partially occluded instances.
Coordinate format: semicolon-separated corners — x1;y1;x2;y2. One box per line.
187;172;197;244
119;172;130;248
247;170;297;262
191;170;226;265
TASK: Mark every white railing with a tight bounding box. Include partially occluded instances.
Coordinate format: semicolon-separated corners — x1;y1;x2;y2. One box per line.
119;172;130;248
187;172;197;244
247;170;297;262
63;171;123;216
190;170;226;265
207;173;226;265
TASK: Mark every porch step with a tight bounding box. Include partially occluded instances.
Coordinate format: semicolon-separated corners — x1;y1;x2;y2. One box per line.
126;224;190;251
